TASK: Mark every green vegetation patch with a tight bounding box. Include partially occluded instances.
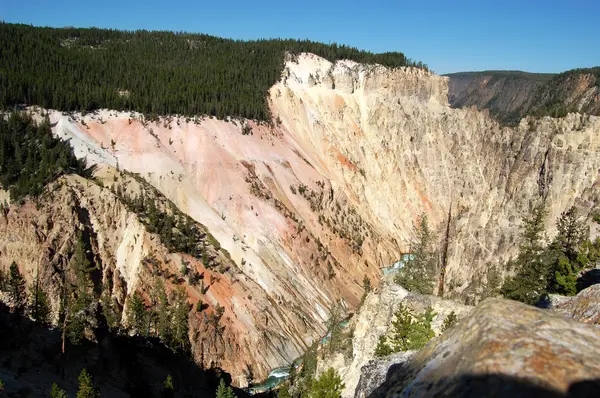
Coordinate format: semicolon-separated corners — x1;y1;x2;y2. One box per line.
0;23;427;121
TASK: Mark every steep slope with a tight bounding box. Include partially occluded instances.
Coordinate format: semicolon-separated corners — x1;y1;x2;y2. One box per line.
270;54;600;303
0;167;329;386
447;68;600;124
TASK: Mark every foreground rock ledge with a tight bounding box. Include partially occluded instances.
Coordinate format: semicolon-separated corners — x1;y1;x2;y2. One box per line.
365;298;600;398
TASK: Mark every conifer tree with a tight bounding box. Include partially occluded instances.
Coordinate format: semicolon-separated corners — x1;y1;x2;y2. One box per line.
77;368;98;398
127;291;147;335
308;368;344;398
62;232;97;345
51;383;68;398
8;261;26;311
29;271;51;324
501;203;549;304
170;287;191;352
215;379;236;398
395;214;438;294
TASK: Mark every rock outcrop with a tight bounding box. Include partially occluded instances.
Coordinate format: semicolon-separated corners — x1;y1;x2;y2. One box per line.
551;282;600;325
316;279;471;397
364;298;600;398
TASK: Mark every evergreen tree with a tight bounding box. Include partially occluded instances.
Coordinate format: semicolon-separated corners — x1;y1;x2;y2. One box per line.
29;271;51;324
51;383;68;398
374;335;393;358
8;261;26;311
501;203;549;304
155;278;172;345
170;287;191;352
215;379;236;398
360;276;371;305
163;374;175;397
77;369;98;398
441;311;458;332
277;382;291;398
127;291;147;335
555;207;588;260
546;207;589;295
395;214;438;294
63;232;97;345
308;368;344;398
100;291;120;332
0;267;5;291
377;304;436;355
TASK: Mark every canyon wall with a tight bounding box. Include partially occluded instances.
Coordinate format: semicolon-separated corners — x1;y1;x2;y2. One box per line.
3;53;600;384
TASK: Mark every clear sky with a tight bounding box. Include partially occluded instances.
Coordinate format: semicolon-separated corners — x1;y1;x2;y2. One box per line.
2;0;599;74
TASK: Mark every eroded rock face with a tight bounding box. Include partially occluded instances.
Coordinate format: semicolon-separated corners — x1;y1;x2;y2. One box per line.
0;168;319;386
271;53;600;303
551;282;600;325
367;298;600;398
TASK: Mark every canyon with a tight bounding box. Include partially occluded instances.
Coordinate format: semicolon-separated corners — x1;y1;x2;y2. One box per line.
2;52;600;388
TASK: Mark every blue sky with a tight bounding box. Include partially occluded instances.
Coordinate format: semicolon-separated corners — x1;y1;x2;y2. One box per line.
2;0;599;74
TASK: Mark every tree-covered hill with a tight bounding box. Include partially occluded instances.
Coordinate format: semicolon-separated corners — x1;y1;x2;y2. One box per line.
0;23;427;121
446;67;600;124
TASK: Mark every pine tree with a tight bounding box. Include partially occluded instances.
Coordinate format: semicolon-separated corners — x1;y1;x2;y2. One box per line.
155;279;172;345
374;335;393;357
360;276;371;305
501;203;550;304
127;291;147;335
29;271;51;324
64;232;97;345
77;369;98;398
51;383;68;398
215;379;236;398
163;374;175;397
395;214;437;294
381;304;436;354
546;207;589;295
308;368;344;398
277;382;291;398
441;311;458;332
8;261;26;311
170;287;190;352
555;207;588;260
0;267;5;291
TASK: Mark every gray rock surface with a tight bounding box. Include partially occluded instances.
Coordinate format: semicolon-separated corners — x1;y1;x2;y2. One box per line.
354;352;415;398
551;282;600;325
368;298;600;397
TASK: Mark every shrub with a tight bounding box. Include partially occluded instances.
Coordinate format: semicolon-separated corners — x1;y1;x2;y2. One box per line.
441;311;458;332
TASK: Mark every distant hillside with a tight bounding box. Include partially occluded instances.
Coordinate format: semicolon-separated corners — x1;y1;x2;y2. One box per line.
0;23;427;121
445;71;554;124
446;68;600;124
